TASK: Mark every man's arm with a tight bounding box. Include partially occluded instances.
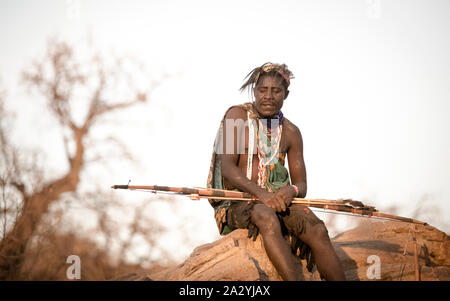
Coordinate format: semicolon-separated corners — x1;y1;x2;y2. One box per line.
219;107;267;198
286;122;307;198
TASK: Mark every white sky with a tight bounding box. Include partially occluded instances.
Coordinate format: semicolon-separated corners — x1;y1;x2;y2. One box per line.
1;0;449;263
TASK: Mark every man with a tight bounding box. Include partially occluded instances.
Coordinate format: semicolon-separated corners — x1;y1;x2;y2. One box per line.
207;63;346;281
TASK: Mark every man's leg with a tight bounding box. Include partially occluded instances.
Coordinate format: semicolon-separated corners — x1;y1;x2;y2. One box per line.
298;223;346;280
250;204;302;281
283;205;346;281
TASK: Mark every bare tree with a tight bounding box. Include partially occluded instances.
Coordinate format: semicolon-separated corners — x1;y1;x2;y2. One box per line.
0;38;160;279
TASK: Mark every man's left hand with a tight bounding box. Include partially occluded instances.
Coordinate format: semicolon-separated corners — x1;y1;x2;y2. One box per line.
272;186;297;212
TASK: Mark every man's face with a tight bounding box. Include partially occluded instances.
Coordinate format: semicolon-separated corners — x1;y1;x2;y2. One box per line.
253;75;288;117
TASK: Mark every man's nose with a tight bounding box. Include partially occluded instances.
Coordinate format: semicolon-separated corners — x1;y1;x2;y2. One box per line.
264;90;274;99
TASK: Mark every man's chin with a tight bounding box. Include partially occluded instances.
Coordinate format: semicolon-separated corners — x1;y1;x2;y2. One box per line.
257;108;278;117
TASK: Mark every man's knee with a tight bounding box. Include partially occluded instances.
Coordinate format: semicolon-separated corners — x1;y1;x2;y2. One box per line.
250;204;280;233
310;222;330;242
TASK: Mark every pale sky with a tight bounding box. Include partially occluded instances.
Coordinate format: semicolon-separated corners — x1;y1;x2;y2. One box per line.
1;0;449;263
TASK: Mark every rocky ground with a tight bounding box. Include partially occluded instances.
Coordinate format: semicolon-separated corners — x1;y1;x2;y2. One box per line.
116;219;449;281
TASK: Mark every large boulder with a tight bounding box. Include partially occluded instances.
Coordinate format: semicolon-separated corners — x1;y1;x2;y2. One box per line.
143;220;449;281
149;229;321;281
332;219;450;281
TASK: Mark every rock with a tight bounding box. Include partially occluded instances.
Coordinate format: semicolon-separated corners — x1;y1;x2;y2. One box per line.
149;229;321;281
110;272;152;281
146;220;449;281
331;219;450;281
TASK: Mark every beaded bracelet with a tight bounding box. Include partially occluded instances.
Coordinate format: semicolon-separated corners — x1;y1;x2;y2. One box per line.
291;185;300;197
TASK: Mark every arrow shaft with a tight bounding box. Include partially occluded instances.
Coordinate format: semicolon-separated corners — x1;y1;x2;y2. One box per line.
111;184;427;225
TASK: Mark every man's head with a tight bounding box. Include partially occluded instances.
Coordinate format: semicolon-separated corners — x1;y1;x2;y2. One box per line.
240;63;294;117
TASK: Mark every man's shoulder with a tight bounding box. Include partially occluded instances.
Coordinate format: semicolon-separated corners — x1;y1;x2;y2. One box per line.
283;117;300;131
223;103;252;120
283;117;302;138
